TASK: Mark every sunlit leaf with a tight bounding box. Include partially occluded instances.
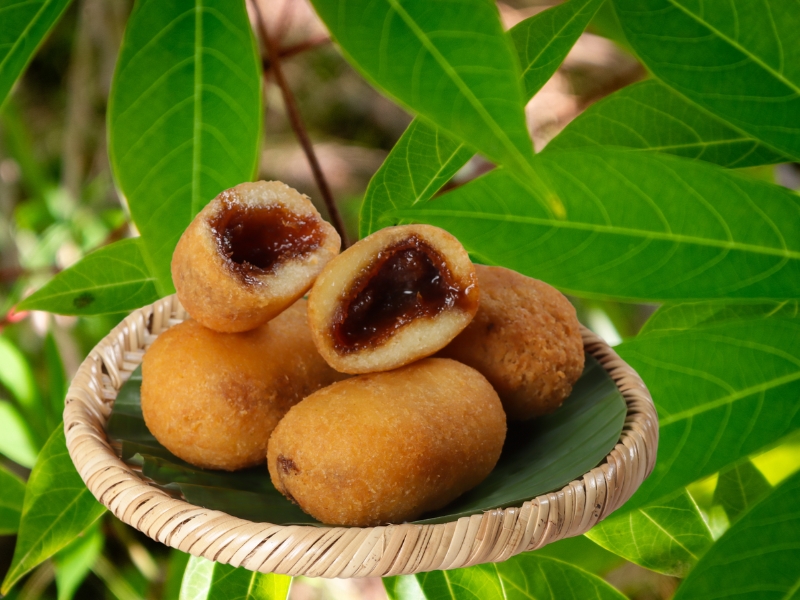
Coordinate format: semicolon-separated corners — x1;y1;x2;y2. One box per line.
547;79;790;167
612;0;800;161
179;556;291;600
107;357;625;525
1;425;106;595
0;400;39;468
386;552;626;600
533;535;624;576
0;0;73;109
586;489;713;577
674;469;800;600
311;0;546;193
108;0;262;293
393;148;800;302
54;522;104;600
0;465;25;534
0;335;38;409
713;460;772;523
359;0;601;238
18;238;159;315
613;302;800;515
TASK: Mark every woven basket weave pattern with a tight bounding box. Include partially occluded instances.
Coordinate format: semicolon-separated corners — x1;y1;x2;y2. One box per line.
64;295;658;578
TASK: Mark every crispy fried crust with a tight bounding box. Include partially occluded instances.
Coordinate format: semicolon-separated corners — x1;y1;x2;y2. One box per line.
171;181;340;332
438;265;584;420
307;225;479;373
267;358;506;526
141;300;346;471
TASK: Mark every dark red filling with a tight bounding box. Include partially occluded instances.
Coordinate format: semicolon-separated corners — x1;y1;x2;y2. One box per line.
331;236;474;353
210;202;323;283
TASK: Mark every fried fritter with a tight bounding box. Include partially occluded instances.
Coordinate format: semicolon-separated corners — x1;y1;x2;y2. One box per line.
141;300;346;471
307;225;479;373
171;181;340;332
439;265;584;420
267;358;506;526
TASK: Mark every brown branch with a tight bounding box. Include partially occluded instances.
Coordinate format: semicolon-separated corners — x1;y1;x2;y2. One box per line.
261;35;331;71
249;0;349;247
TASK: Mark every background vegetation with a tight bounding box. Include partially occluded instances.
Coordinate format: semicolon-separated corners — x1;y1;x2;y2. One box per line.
1;0;799;598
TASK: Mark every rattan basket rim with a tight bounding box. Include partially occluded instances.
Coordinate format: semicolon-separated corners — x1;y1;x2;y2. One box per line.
64;295;658;578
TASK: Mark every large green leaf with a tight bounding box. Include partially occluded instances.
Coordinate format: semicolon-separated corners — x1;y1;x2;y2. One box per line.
391;148;800;302
1;425;106;595
107;355;625;525
0;0;73;109
359;0;602;238
586;489;713;577
712;460;772;524
17;238;159;315
0;400;39;468
546;79;790;167
179;556;291;600
53;522;104;600
310;0;547;193
613;301;800;515
612;0;800;161
0;465;25;535
108;0;262;294
674;469;800;600
385;553;626;600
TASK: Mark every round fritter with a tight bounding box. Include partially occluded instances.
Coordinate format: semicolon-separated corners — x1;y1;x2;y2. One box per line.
307;224;479;374
438;265;584;420
141;300;346;471
171;180;340;332
267;358;506;526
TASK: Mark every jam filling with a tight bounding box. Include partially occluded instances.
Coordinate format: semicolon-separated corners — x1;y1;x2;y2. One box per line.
210;201;323;283
332;236;474;353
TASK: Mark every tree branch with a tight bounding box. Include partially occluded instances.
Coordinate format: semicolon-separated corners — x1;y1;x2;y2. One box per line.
249;1;349;247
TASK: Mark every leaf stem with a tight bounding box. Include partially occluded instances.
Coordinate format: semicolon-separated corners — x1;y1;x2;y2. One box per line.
249;1;349;247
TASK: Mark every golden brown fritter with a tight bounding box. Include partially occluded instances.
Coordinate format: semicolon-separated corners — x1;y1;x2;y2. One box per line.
267;358;506;526
307;225;479;374
141;300;346;471
438;265;584;420
171;181;340;332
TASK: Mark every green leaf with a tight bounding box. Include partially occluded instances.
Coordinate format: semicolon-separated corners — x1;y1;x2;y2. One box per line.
533;535;624;576
0;0;73;109
17;238;159;315
108;0;262;294
713;460;772;523
613;302;800;515
674;469;800;600
586;489;713;577
0;465;25;535
179;556;291;600
311;0;540;188
0;335;38;410
511;0;604;100
0;400;39;468
386;553;626;600
359;0;602;238
612;0;800;161
546;79;790;167
392;148;800;302
1;425;106;595
53;523;104;600
107;355;625;525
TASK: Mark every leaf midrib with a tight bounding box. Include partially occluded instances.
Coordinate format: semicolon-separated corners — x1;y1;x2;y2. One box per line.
384;0;530;171
660;369;800;426
393;207;800;260
0;0;49;75
666;0;800;96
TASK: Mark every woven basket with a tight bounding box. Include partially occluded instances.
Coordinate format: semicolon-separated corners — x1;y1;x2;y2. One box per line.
64;295;658;578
